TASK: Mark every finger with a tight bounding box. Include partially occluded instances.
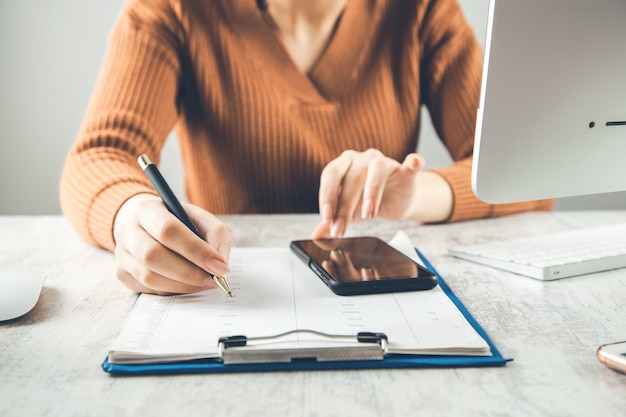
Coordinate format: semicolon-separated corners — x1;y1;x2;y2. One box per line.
139;205;230;278
373;153;424;220
186;205;234;264
401;153;424;171
311;221;332;239
115;251;153;294
318;151;355;225
123;225;217;290
333;150;388;236
332;178;361;238
116;247;209;294
360;156;396;220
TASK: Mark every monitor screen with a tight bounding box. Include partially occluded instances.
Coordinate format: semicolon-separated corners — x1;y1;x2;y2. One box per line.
472;0;626;204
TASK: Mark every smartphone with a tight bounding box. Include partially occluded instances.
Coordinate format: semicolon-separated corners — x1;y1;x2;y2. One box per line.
290;236;437;296
597;341;626;374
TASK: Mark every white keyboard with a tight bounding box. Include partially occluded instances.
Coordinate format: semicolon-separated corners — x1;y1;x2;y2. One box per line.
449;223;626;280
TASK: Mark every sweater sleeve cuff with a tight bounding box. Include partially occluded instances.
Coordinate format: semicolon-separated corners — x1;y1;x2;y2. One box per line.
431;158;555;223
430;158;490;222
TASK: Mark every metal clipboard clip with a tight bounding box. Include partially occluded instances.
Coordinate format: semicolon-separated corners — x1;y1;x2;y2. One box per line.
218;329;388;365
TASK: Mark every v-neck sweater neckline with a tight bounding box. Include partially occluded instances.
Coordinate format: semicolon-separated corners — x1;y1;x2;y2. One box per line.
222;0;382;103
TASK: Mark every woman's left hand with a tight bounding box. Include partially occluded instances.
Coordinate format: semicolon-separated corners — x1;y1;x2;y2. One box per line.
312;149;424;239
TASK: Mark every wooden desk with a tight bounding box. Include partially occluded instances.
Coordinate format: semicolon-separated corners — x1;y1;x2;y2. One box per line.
1;212;625;417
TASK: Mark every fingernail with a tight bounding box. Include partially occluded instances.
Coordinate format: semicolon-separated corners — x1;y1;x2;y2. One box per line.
321;203;333;224
207;246;230;278
330;219;345;238
361;198;374;220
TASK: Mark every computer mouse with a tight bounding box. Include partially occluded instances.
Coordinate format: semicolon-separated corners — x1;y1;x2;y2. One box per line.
0;270;45;321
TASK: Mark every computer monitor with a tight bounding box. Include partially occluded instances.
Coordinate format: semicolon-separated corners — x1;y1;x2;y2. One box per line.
472;0;626;204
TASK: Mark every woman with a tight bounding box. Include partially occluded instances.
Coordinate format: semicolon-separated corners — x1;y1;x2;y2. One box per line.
60;0;552;295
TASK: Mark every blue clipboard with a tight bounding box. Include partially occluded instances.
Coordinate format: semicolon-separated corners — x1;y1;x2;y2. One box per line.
102;249;511;375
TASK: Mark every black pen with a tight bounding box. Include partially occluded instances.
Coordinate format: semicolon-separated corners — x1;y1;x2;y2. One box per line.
137;154;232;297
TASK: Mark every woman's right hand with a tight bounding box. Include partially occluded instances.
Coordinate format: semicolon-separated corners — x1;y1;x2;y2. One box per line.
112;193;233;295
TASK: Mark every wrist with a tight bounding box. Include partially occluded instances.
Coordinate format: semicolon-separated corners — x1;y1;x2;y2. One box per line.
406;171;453;223
113;193;159;241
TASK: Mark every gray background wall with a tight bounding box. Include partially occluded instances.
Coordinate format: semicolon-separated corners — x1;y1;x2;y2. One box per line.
1;0;624;215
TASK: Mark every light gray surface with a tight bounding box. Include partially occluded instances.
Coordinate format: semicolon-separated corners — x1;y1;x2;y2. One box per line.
0;0;623;215
1;212;626;417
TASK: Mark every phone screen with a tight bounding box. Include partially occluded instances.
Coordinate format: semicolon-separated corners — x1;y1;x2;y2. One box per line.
290;237;437;295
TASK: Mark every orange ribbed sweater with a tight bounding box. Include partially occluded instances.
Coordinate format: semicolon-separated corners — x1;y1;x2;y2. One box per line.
60;0;552;251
